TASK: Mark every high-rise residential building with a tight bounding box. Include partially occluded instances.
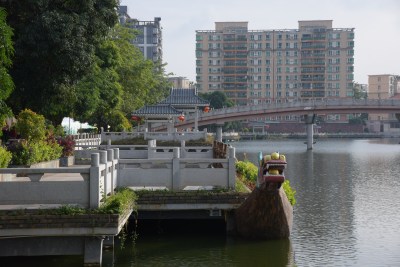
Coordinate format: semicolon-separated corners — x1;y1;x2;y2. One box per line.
118;6;162;63
195;20;355;106
168;77;194;89
368;74;399;99
367;74;400;133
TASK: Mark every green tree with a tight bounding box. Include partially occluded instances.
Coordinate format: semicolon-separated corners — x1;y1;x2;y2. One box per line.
0;7;14;124
74;24;170;131
111;24;170;116
3;0;118;125
199;91;238;132
199;91;234;109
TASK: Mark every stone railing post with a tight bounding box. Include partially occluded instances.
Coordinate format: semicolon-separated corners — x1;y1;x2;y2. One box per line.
107;149;114;195
172;147;180;191
89;153;101;209
228;147;236;189
99;150;108;198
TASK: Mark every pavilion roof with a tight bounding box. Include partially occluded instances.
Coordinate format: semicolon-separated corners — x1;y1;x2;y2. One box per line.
158;88;209;106
132;105;182;117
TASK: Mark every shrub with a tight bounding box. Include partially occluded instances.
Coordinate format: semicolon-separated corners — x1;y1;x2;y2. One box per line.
8;140;62;165
57;135;76;156
97;188;137;214
0;146;12;168
15;109;46;142
282;180;296;206
235;160;258;182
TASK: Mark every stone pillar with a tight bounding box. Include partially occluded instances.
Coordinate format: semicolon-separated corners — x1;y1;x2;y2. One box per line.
107;149;114;195
304;114;315;150
172;147;180;191
99;150;108;198
84;237;104;266
194;107;199;132
228;147;236;189
89;153;101;209
216;125;223;142
306;123;314;150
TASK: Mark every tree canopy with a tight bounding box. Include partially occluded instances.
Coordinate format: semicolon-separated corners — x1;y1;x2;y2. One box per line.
199;91;234;109
0;7;14;123
3;0;119;125
72;24;171;131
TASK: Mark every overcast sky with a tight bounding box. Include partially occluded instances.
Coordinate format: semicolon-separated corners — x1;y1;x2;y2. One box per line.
120;0;400;84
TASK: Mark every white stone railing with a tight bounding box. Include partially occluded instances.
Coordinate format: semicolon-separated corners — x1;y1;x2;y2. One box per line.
75;142;214;160
0;149;119;209
144;130;208;141
101;131;143;142
117;147;236;191
71;133;101;148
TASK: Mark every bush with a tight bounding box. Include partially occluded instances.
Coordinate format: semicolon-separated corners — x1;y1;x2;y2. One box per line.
282;180;296;206
15;109;46;142
235;160;258;182
57;135;75;156
0;146;12;168
8;140;62;165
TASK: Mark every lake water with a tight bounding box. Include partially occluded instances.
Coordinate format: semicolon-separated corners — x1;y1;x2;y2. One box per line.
3;138;400;267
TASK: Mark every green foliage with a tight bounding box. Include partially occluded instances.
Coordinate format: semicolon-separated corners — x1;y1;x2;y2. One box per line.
0;8;14;126
0;146;12;168
15;109;46;142
235;178;251;193
98;188;137;214
282;180;296;206
4;0;119;125
54;205;86;215
57;135;75;157
8;140;62;165
0;7;14;100
199;91;234;109
235;160;258;182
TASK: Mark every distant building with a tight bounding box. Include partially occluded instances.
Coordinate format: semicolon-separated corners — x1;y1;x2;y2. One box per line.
367;74;400;134
118;6;162;63
168;77;194;89
195;20;355;107
368;74;400;99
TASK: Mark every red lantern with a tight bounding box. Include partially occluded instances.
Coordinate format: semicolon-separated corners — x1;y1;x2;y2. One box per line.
131;115;140;121
204;106;210;113
178;115;185;122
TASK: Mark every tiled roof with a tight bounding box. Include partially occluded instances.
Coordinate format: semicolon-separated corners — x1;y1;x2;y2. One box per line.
158;88;209;105
132;105;182;116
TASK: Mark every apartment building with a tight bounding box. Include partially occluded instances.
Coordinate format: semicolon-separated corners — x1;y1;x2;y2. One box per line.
367;74;400;133
118;6;162;63
168;77;194;89
195;20;355;108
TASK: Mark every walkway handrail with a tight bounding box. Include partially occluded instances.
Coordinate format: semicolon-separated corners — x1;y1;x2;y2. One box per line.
0;149;120;209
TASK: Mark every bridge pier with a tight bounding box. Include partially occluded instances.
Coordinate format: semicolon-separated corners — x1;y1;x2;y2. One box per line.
216;124;223;142
305;114;316;150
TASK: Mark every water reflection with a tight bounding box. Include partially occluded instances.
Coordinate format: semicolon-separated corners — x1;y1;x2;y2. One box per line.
106;234;294;267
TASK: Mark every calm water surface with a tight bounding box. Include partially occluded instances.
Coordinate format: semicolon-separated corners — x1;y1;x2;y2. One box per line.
3;139;400;267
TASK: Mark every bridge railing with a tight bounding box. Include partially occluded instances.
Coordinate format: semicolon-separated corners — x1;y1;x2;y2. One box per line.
117;147;236;191
0;150;119;209
183;98;400;121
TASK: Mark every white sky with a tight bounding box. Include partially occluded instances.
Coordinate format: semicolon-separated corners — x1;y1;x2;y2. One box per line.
120;0;400;84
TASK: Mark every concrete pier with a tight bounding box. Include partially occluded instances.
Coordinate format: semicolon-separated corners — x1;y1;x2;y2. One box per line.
305;113;316;150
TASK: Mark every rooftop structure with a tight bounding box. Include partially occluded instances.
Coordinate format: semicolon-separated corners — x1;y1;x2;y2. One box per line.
118;6;163;63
